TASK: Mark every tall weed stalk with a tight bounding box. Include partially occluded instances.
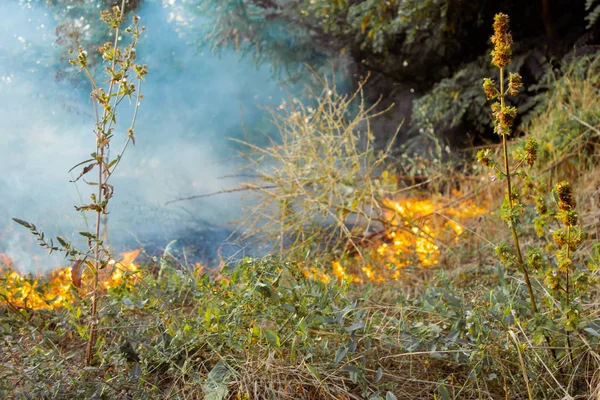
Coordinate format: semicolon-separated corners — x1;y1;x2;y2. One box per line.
13;2;147;365
479;13;538;312
478;14;600;374
476;13;562;360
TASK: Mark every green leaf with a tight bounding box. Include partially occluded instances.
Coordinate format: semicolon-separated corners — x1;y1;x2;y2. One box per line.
386;392;398;400
129;363;142;382
346;321;365;332
123;298;134;309
333;346;348;365
584;327;600;337
12;218;33;230
336;300;357;326
296;318;308;337
306;363;320;379
79;231;97;239
437;384;451;400
374;367;383;383
531;330;545;346
265;330;281;348
107;155;121;170
255;281;272;297
56;236;69;248
343;365;359;383
203;360;232;400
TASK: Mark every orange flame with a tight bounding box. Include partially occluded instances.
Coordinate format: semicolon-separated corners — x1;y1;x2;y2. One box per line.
0;249;141;310
309;192;489;283
103;249;141;290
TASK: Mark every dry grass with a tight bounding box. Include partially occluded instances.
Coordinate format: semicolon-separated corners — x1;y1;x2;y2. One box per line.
232;75;400;265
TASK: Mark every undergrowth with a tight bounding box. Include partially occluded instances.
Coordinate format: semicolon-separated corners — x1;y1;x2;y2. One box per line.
3;7;600;400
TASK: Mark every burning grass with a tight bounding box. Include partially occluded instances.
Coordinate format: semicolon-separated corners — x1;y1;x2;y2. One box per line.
1;169;599;399
1;192;489;308
303;192;490;283
0;249;141;310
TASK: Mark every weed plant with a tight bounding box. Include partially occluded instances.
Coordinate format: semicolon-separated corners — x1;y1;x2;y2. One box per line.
12;1;147;365
477;13;600;396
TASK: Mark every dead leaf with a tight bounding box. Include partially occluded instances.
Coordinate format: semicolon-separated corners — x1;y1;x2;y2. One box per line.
72;259;83;288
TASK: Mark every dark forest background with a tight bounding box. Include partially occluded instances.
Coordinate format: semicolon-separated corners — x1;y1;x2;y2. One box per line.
54;0;600;154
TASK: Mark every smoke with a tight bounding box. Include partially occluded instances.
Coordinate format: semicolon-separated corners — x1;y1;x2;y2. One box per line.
0;0;286;272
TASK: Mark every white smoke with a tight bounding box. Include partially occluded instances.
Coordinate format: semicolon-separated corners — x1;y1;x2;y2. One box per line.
0;0;285;272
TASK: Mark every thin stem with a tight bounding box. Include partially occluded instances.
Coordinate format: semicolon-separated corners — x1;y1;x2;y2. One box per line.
499;68;539;314
85;0;126;366
85;132;103;366
508;331;534;400
565;226;570;306
498;67;558;361
565;225;574;366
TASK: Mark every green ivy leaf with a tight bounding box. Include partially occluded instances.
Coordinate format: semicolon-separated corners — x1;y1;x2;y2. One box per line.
265;330;281;347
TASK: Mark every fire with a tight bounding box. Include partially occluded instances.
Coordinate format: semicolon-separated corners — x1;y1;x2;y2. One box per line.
2;194;488;300
319;193;489;283
102;249;141;290
0;249;141;310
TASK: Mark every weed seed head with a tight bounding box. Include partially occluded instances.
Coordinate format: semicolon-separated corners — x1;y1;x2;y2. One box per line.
535;195;547;215
492;13;510;37
557;250;573;272
553;229;567;247
483;78;499;99
477;149;493;168
521;176;535;197
524;138;538;168
491;13;513;69
495;242;516;267
490;103;518;136
534;215;546;237
559;210;578;227
569;228;586;250
526;248;545;272
498;106;517;131
508;72;523;96
555;181;576;211
545;269;561;291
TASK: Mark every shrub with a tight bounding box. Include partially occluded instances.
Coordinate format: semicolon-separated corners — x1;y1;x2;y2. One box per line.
234;77;400;267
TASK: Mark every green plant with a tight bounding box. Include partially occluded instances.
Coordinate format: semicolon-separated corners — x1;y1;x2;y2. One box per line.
12;1;147;365
5;4;600;399
477;13;539;313
476;14;600;391
586;0;600;28
542;181;590;363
